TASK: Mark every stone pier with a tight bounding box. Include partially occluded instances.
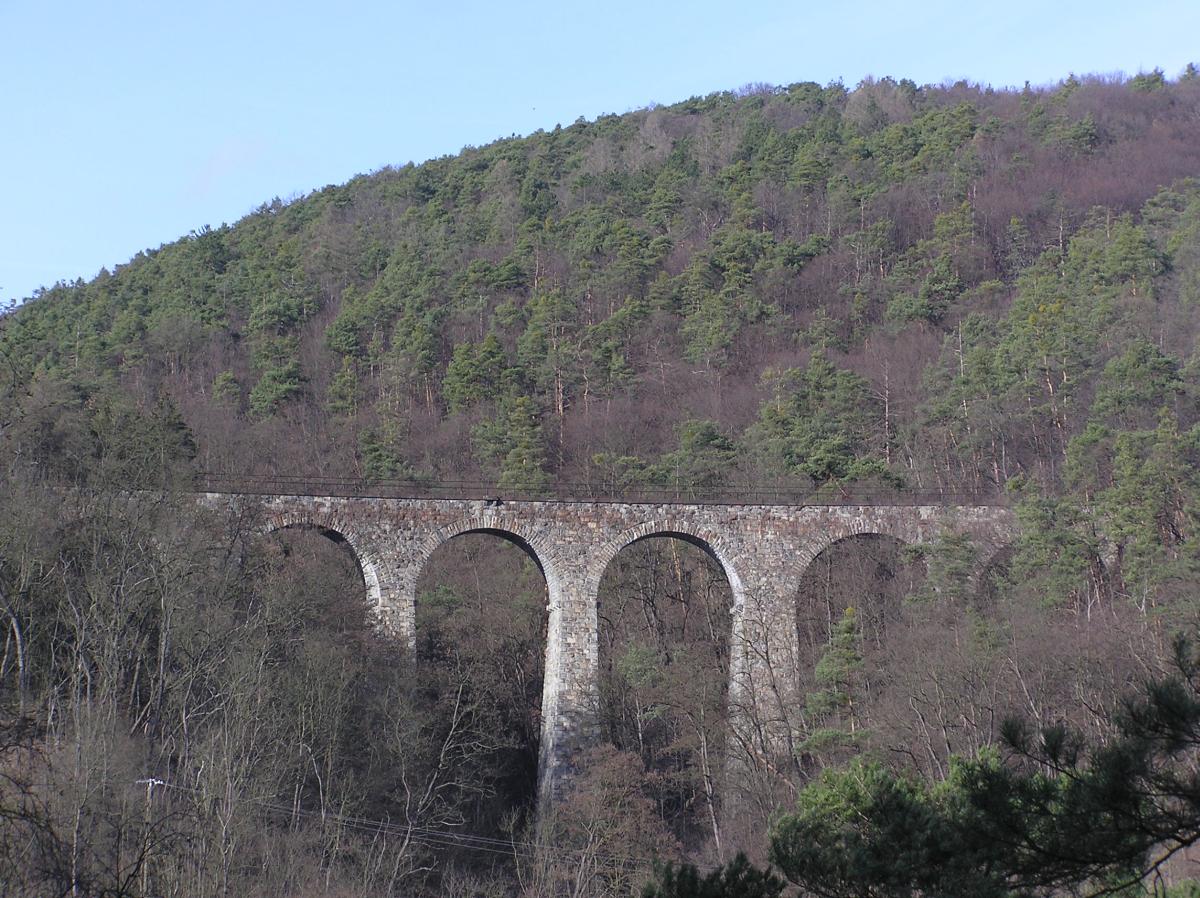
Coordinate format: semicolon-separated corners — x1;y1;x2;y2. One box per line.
198;492;1015;813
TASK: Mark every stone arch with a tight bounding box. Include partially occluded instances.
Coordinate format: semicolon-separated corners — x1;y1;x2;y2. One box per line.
974;540;1017;608
262;509;385;615
408;513;565;816
585;519;746;773
586;519;746;606
409;512;561;598
789;518;935;673
794;530;922;664
790;516;924;588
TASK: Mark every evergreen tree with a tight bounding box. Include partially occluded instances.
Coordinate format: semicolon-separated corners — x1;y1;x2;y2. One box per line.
799;606;865;758
495;397;550;491
644;854;785;898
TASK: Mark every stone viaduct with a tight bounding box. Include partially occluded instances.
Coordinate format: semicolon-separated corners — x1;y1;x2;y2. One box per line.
198;490;1015;812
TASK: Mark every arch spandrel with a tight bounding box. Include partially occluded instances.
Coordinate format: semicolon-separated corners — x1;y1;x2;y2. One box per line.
261;512;386;619
787;510;936;587
409;513;561;599
584;519;747;605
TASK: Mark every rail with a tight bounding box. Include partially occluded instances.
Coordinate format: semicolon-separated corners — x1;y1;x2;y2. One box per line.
194;473;1009;508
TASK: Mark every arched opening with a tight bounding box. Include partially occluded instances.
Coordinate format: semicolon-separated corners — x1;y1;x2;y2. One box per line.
413;529;550;842
594;531;734;855
978;544;1016;611
264;518;384;615
263;524;375;636
254;522;424;858
797;533;924;657
794;534;926;770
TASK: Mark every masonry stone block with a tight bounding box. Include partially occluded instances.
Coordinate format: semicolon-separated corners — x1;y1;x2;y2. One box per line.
198;492;1016;816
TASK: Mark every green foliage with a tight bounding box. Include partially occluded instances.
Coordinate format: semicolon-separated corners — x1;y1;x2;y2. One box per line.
591;451;650;493
771;641;1200;898
325;247;442;361
643;854;785;898
807;606;863;719
869;102;980;181
799;606;866;757
905;532;979;605
680;225;778;365
885;290;937;325
384;308;441;403
211;370;240;404
326;356;360;416
1030;111;1100;154
748;353;888;484
472;396;551;490
359;420;412;480
616;642;664;695
517;287;579;408
1093;412;1200;602
771;759;998;898
1009;486;1100;608
650;420;738;493
248;360;304;416
1131;68;1167;92
1100;216;1165;292
1089;340;1183;428
919;188;1189;493
247;289;315;335
443;333;510;411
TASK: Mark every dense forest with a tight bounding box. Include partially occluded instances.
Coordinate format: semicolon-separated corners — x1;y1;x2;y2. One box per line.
3;67;1200;896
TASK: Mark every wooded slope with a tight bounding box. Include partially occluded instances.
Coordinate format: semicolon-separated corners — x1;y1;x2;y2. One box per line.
5;71;1200;502
4;67;1200;898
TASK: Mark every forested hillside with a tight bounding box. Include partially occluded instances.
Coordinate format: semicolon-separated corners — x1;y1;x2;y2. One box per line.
3;69;1200;897
6;68;1200;495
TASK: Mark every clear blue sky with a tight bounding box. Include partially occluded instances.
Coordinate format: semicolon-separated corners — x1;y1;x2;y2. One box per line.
2;0;1197;303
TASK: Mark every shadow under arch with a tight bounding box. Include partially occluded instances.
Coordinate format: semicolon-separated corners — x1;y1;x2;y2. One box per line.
789;519;922;589
975;541;1016;610
262;514;384;613
587;520;746;604
411;514;558;596
795;531;922;658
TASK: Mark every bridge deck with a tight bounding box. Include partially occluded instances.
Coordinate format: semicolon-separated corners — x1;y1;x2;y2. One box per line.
195;473;1008;508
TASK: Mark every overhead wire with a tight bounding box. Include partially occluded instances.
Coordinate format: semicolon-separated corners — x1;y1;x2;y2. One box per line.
144;778;710;875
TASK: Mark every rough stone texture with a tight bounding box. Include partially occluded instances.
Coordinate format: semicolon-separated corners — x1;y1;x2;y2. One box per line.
198;492;1015;814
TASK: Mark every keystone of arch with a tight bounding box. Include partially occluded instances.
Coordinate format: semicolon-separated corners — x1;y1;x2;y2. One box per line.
260;506;385;615
788;514;924;587
584;519;747;605
408;512;564;597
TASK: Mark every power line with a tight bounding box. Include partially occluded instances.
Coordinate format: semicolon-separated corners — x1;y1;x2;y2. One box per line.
191;472;1007;508
145;778;713;875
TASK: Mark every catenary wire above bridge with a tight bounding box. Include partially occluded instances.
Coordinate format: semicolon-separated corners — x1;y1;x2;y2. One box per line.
194;472;1009;507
